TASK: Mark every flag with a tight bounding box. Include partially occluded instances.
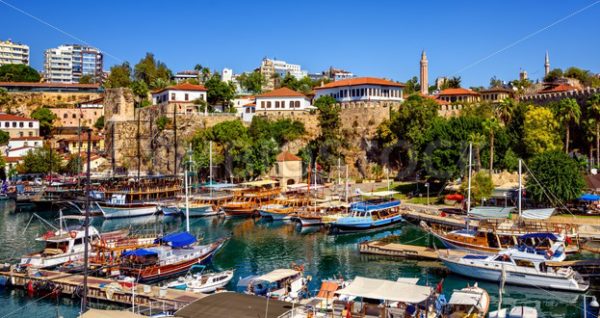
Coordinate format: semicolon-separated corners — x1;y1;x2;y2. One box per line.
436;278;444;293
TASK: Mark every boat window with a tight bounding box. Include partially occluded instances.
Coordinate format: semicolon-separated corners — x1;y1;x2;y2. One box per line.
494;255;512;263
74;238;84;245
515;259;535;268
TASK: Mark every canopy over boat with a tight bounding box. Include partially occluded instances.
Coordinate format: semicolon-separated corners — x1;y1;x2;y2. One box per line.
448;289;487;312
519;232;559;241
579;193;600;201
335;276;432;303
356;190;399;197
469;207;513;219
202;182;238;189
121;248;158;257
256;269;299;283
285;183;325;191
316;281;339;299
157;232;197;248
241;180;278;187
521;208;554;220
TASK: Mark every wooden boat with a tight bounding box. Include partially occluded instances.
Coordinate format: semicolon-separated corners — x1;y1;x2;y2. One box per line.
221;180;280;218
96;198;160;219
329;191;402;234
258;197;311;220
445;283;490;318
119;232;228;283
296;200;350;227
166;264;234;293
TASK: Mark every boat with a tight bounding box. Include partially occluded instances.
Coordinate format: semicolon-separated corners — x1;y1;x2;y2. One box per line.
221;180;280;218
166;264;234;293
96;197;160;219
258;198;310;220
179;201;218;217
445;283;490;318
119;232;228;283
20;225;101;269
329;190;402;234
439;251;589;292
331;276;438;318
489;306;538;318
242;268;308;301
161;205;181;216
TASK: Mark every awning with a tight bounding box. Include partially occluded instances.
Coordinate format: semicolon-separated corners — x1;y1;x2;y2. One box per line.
241;180;278;187
256;269;299;283
469;207;513;219
203;182;238;189
521;208;554;220
121;248;158;257
316;281;339;299
448;289;486;312
519;232;559;241
335;276;432;303
158;232;197;248
79;309;147;318
356;190;399;197
579;193;600;201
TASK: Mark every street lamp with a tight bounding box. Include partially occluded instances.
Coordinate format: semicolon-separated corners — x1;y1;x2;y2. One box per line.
583;294;599;318
424;182;430;205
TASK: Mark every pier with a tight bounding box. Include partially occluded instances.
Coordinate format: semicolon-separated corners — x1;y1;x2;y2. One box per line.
0;269;205;314
358;239;452;261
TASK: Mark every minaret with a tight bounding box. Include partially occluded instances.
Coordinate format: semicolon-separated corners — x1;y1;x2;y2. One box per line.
544;51;550;77
420;50;428;95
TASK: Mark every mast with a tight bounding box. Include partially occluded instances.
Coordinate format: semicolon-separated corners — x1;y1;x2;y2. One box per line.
345;165;349;203
136;108;141;180
518;159;522;218
81;129;92;313
466;142;473;231
307;158;311;197
337;157;341;192
173;105;177;175
185;144;191;232
209;141;213;197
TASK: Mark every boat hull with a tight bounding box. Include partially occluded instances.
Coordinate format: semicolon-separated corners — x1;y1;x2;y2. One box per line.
329;215;403;234
259;210;292;220
97;203;158;219
297;217;323;227
188;206;219;217
222;208;257;218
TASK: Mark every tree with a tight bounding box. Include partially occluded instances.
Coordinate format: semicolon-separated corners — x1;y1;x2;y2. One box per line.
587;94;600;165
156;115;171;131
526;151;585;204
307;96;345;171
63;154;82;175
403;76;420;95
238;71;266;94
564;67;600;87
30;107;57;136
461;171;494;205
523;106;561;156
483;118;500;173
489;76;503;88
94;115;104;130
0;130;9;145
130;80;149;106
205;73;236;109
0;64;40;82
79;75;94;84
495;98;517;125
444;76;461;89
0;88;11;112
134;53;172;89
544;68;563;83
554;98;581;153
18;147;63;174
104;62;132;88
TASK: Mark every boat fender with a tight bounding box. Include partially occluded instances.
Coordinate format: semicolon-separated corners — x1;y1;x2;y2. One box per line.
546;249;554;259
26;281;34;293
69;231;77;239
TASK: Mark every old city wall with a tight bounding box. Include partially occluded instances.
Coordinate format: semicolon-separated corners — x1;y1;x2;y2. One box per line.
520;87;600;106
6;91;103;116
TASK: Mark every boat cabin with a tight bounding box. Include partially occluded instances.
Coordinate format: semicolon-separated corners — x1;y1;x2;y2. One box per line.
245;269;305;299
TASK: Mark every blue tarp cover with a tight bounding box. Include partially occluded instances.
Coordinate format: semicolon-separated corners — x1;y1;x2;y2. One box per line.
518;232;558;241
121;248;158;257
580;193;600;201
159;231;197;248
351;200;400;212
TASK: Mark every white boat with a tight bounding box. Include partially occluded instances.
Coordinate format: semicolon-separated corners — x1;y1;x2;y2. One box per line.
489;306;538;318
446;283;490;318
502;233;566;262
258;203;295;220
243;268;307;301
166;265;234;293
440;251;589;292
96;194;159;219
20;226;101;269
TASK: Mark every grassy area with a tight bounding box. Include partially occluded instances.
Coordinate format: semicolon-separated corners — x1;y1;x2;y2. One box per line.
376;181;451;205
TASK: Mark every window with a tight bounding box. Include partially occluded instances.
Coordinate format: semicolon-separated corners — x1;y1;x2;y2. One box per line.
63;114;68;119
184;93;189;101
19;132;23;137
3;122;7;128
275;101;280;108
281;101;285;108
267;101;272;108
28;132;32;137
295;101;300;108
12;122;16;128
19;122;23;128
171;93;176;101
72;114;76;119
261;101;265;108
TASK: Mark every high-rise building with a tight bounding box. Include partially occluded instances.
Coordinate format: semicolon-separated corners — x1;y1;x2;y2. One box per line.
44;44;103;83
259;58;307;91
0;39;29;66
420;50;428;95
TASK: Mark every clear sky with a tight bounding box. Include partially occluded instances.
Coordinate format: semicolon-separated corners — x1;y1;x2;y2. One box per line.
0;0;598;87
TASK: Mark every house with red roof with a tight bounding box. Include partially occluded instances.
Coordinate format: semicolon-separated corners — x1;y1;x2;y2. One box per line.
0;113;39;138
269;151;303;188
255;87;314;115
436;88;480;103
151;83;208;113
314;77;405;103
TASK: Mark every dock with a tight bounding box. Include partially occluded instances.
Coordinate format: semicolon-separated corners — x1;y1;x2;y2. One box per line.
400;206;475;229
358;240;446;260
0;269;204;314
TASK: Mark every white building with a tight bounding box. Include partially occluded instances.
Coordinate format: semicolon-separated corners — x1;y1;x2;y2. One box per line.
222;68;233;82
241;102;256;122
44;44;103;83
0;114;40;138
151;83;207;112
255;87;313;115
173;70;200;83
3;136;43;158
260;58;308;91
314;77;404;103
232;95;255;114
0;39;29;66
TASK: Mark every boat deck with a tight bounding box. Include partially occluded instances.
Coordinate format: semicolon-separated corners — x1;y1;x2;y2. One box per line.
358;240;454;260
0;269;205;312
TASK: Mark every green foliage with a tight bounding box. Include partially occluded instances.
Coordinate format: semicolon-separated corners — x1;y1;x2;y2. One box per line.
134;53;172;89
526;151;585;204
94;116;104;130
523;105;561;155
237;71;266;94
461;171;494;204
30;107;57;136
502;148;519;171
306;96;345;170
543;67;600;87
544;68;563;83
205;73;236;108
440;76;461;89
62;154;82;175
130;80;149;102
553;98;581;152
279;74;314;94
403;76;420;95
156;115;171;131
0;64;41;82
248;116;306;146
0;130;9;145
78;75;94;84
18;147;63;174
104;62;132;88
489;76;503;88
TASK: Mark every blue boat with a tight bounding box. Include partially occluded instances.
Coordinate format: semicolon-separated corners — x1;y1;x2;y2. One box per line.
329;190;402;234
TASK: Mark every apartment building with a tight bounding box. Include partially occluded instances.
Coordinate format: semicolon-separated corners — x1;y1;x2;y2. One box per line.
44;44;103;83
0;39;29;66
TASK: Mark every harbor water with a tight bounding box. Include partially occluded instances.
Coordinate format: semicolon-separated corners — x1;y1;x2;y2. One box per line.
0;201;591;317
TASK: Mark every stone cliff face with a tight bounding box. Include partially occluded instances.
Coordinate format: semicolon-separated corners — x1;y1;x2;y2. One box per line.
4;92;102;115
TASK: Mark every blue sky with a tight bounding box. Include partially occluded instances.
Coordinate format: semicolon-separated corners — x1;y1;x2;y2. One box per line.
0;0;598;87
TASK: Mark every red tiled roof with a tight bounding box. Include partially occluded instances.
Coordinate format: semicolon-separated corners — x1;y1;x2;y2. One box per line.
0;113;36;122
437;88;480;96
0;82;100;89
10;136;43;141
256;87;306;98
314;77;405;90
153;83;207;94
5;156;23;163
243;103;256;107
7;146;35;152
539;84;577;94
276;151;301;162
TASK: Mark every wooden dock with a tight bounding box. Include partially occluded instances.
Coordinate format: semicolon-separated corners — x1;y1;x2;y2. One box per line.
0;269;204;313
358;240;445;260
400;207;475;229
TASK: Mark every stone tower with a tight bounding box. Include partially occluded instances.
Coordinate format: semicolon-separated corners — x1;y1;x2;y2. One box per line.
544;51;550;77
420;50;428;95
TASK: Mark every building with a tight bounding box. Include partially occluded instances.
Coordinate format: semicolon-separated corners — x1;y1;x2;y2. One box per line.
420;51;429;95
0;39;29;66
2;136;43;159
255;87;313;114
0;113;39;138
241;102;256;122
519;69;528;80
151;83;207;113
480;87;513;103
222;68;233;82
44;44;103;83
436;88;480;103
435;77;447;91
314;77;405;103
544;51;550;77
270;151;303;189
322;67;355;82
173;70;200;83
50;103;104;130
260;58;307;91
57;134;104;154
0;82;102;93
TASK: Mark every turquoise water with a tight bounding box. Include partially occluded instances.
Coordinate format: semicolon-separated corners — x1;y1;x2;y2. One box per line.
0;200;592;317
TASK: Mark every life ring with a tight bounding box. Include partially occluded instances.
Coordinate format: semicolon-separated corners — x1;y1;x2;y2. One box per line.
546;249;554;259
69;231;77;239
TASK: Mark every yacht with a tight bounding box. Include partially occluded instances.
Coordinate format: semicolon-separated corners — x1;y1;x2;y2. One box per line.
166;265;234;293
445;283;490;318
242;268;308;301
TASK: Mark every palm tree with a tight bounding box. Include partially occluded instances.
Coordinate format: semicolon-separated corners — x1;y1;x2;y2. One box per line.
468;132;486;171
483;118;500;174
555;98;581;153
587;93;600;165
495;98;516;125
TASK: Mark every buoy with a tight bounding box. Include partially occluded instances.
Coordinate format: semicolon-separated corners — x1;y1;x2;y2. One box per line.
26;281;34;293
69;231;77;239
